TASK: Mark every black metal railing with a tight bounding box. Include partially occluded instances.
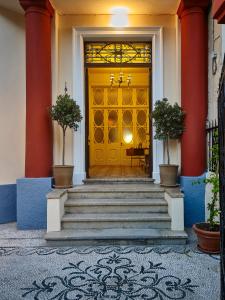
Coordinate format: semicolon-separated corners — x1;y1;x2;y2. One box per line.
218;56;225;299
206;120;218;172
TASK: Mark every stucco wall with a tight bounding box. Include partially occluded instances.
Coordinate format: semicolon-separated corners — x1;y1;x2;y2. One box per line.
0;7;25;184
54;14;181;168
208;9;224;122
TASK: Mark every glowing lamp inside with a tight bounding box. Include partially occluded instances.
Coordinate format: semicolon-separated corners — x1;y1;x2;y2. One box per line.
111;7;128;27
124;133;133;144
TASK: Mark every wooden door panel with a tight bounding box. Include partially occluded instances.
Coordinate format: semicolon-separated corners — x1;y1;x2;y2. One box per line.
89;85;149;167
89;95;105;166
107;108;121;165
106;148;121;165
90;147;105;165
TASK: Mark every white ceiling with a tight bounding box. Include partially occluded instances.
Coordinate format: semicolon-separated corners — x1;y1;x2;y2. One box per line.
0;0;180;15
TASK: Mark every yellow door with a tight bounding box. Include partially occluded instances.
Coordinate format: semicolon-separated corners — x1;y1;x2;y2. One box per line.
120;87;149;166
89;84;149;167
89;87;106;166
106;87;121;165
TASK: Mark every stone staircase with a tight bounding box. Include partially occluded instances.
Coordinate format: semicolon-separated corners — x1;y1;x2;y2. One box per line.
45;179;188;245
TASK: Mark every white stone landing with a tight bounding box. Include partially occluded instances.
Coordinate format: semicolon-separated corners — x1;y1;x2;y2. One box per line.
45;228;187;246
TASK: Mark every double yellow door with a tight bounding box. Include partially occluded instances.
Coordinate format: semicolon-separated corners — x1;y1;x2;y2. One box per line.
89;86;149;166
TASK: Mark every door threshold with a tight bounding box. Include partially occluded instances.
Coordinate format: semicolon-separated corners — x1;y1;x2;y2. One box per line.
83;177;155;184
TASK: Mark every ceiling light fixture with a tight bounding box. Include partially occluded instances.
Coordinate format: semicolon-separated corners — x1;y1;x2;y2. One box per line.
111;7;128;27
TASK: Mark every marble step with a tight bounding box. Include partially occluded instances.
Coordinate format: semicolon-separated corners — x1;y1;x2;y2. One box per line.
83;178;155;184
61;212;171;230
45;228;188;246
65;198;168;213
68;185;165;199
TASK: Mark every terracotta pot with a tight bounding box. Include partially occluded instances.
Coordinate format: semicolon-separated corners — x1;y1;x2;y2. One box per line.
193;223;220;254
159;164;178;187
53;165;74;189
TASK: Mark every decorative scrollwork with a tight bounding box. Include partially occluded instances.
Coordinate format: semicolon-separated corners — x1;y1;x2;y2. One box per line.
85;42;151;64
0;245;221;257
21;254;198;299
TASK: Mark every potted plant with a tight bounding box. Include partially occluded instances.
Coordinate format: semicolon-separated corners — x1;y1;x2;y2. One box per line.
193;136;220;254
152;98;185;186
50;93;82;188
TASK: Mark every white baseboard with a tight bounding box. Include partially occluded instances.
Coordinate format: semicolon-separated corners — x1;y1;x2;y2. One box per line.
152;171;160;183
73;171;86;185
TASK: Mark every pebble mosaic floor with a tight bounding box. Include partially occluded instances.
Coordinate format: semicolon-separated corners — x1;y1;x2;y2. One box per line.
0;223;220;300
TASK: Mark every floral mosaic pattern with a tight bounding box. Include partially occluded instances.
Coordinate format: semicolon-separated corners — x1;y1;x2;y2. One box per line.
21;254;198;299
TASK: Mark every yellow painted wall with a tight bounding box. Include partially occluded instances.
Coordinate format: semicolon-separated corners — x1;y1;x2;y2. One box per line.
54;13;181;167
0;7;25;184
58;14;179;100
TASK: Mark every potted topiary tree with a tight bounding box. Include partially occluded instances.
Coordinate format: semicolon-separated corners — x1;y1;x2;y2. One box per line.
152;98;185;186
193;135;220;254
50;92;82;188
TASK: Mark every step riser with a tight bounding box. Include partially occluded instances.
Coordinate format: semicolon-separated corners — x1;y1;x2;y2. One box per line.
68;192;165;199
65;206;168;214
45;227;188;245
62;221;171;230
46;239;186;246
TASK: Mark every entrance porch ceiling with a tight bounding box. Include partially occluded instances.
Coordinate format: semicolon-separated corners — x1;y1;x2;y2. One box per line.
0;0;180;15
50;0;180;15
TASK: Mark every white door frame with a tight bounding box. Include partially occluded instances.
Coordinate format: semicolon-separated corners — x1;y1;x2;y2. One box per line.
72;27;164;184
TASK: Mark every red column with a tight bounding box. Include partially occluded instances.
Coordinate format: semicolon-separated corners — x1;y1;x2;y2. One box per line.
213;0;225;23
19;0;54;177
177;0;210;176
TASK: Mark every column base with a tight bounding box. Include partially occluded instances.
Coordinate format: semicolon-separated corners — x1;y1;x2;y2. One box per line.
17;177;52;229
0;184;16;223
180;174;206;227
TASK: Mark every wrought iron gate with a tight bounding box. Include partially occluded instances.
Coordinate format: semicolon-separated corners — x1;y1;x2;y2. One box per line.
218;57;225;299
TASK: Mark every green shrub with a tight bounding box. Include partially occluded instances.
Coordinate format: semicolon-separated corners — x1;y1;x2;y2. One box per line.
194;131;219;230
152;98;185;164
50;93;82;165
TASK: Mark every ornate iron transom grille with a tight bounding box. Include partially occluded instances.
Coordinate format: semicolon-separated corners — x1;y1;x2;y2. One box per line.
84;42;151;65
